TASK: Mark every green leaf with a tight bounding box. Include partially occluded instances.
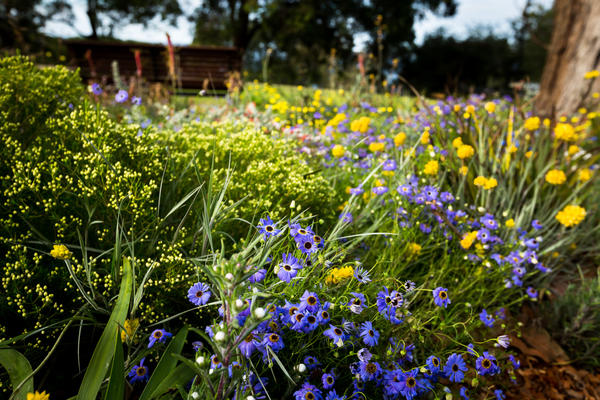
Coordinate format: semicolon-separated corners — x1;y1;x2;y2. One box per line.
103;333;125;400
149;362;196;399
139;326;189;400
0;348;34;400
77;258;133;400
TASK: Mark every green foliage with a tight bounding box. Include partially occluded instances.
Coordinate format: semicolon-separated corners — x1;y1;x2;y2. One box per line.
77;258;132;400
168;121;339;234
540;272;600;369
0;348;33;400
0;55;82;146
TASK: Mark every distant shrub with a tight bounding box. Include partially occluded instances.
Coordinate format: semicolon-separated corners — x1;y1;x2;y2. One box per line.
168;121;340;234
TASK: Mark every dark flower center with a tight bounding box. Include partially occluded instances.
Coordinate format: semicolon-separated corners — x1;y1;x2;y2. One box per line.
283;264;292;271
327;376;333;384
385;296;392;304
334;328;342;336
307;296;317;305
295;314;304;323
452;364;459;372
407;377;416;387
353;299;362;305
321;311;329;319
298;229;307;235
368;330;374;336
245;334;254;342
314;235;322;243
265;225;274;232
136;367;147;376
432;358;439;366
366;363;377;374
289;307;298;316
482;359;491;368
303;241;313;250
307;316;316;324
305;393;314;400
153;331;163;338
439;291;447;299
195;290;203;298
269;334;279;342
213;357;220;364
269;321;278;330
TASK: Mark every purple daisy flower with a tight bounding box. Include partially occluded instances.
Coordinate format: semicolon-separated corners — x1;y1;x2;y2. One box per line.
128;357;149;383
432;287;451;308
187;282;211;306
359;321;380;347
115;89;129;103
148;329;172;348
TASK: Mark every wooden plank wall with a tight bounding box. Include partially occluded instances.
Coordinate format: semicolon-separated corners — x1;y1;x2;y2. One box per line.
65;40;241;91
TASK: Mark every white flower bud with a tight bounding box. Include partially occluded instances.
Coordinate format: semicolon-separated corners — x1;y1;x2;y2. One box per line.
214;331;226;342
191;392;199;399
295;363;306;373
252;287;259;294
235;299;244;309
225;273;234;281
254;307;266;319
209;368;214;375
196;356;205;365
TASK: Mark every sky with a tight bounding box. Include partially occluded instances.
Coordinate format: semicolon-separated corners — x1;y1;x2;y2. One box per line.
43;0;554;48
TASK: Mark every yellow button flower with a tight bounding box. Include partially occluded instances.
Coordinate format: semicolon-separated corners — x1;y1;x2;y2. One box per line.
394;132;406;147
423;160;439;175
368;142;385;152
554;123;577;141
331;145;345;158
556;205;586;227
524;117;540;131
457;144;475;159
545;169;566;185
505;218;515;228
484;102;496;114
50;244;71;260
578;168;592;182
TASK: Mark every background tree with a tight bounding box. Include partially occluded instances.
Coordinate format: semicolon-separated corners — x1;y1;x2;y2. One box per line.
536;0;600;117
0;0;72;51
400;28;518;95
85;0;183;39
191;0;457;85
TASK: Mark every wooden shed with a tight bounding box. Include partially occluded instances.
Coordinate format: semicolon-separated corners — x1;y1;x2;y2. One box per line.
65;39;242;92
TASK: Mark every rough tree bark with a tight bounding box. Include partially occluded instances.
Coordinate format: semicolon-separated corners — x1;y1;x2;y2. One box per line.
535;0;600;118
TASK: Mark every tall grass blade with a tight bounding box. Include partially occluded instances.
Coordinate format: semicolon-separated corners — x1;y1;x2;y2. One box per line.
77;258;132;400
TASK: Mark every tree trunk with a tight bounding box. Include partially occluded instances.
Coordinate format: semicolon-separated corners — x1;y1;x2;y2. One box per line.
87;0;99;39
535;0;600;118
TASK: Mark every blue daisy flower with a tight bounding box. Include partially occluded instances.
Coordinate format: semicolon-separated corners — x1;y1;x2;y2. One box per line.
187;282;211;306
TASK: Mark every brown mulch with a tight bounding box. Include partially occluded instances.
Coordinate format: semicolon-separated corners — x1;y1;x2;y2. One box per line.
504;305;600;399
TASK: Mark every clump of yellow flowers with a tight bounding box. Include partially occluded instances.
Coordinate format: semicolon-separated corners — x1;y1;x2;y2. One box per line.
556;205;586;227
545;169;567;185
50;244;71;260
325;266;354;285
473;176;498;190
408;242;422;255
457;144;475;159
423;160;439;175
554;123;577;141
524;116;541;131
350;116;371;133
332;144;345;158
460;231;478;249
394;132;406;147
121;318;140;342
